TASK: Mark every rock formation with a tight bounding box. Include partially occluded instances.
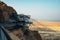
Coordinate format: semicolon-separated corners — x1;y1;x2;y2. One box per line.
0;1;42;40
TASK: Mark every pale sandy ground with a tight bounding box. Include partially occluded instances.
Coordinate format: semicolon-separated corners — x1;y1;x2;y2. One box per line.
29;21;60;32
29;21;60;40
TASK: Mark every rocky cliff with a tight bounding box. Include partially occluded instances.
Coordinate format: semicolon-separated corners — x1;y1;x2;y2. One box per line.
0;1;42;40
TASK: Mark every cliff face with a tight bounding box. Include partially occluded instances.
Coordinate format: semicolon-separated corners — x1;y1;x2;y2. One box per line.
0;2;17;22
0;2;42;40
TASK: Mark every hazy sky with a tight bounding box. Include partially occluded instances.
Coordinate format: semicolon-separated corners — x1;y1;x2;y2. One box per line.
3;0;60;22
